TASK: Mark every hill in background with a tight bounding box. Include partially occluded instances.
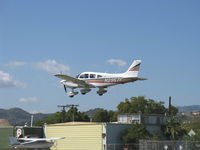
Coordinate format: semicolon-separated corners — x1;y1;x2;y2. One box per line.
177;105;200;112
0;108;52;126
84;108;103;117
1;105;200;126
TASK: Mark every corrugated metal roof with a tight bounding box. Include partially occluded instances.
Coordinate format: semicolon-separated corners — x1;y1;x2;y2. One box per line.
47;122;132;126
47;122;103;126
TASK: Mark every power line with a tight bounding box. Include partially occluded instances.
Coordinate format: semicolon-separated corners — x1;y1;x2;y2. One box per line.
66;104;79;122
57;104;79;122
57;105;68;123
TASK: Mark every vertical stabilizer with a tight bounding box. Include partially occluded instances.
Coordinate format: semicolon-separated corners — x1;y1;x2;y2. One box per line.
123;60;141;77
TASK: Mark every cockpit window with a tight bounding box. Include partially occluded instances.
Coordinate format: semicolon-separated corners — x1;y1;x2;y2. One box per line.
90;74;96;78
79;74;84;78
79;74;89;78
85;74;89;78
76;74;80;78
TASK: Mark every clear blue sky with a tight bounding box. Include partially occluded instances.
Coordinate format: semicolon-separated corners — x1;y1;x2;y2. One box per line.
0;0;200;113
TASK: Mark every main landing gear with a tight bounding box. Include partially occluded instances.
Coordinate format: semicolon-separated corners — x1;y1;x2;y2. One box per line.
67;88;78;98
96;88;107;96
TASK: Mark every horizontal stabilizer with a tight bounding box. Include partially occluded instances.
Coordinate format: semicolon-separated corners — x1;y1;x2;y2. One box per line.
136;77;147;80
9;136;20;146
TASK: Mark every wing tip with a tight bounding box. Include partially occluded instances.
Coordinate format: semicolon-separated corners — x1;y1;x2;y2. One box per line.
54;73;63;77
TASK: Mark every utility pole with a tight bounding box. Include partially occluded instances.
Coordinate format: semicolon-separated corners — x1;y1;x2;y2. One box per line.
66;104;79;122
57;104;79;122
168;96;172;117
57;105;68;123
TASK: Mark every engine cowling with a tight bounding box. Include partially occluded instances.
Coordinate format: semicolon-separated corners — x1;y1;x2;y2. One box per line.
61;80;78;88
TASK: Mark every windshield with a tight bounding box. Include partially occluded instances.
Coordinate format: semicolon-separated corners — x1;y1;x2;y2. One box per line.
75;74;80;78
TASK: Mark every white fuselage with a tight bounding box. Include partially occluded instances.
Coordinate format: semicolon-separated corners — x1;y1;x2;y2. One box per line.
79;72;123;87
62;72;136;88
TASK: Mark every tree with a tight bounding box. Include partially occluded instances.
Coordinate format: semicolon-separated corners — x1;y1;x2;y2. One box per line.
34;112;62;126
117;98;132;113
64;107;89;122
164;118;187;150
182;122;200;141
166;105;179;116
183;122;200;133
165;118;186;140
121;123;151;143
108;110;117;122
92;109;109;122
34;108;89;126
92;109;116;122
151;130;166;140
117;96;167;114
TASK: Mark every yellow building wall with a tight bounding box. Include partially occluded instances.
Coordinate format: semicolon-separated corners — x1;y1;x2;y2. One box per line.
46;122;103;150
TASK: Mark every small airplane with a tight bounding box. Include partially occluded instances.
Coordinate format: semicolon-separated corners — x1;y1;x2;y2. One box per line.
55;60;147;97
9;136;65;149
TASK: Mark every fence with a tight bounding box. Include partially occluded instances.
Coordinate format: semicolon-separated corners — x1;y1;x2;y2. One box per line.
106;141;200;150
106;143;139;150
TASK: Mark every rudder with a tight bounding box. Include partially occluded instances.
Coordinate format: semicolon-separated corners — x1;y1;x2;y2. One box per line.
123;60;141;77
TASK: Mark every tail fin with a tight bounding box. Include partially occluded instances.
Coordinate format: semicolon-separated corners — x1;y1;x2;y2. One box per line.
123;60;141;77
9;136;20;146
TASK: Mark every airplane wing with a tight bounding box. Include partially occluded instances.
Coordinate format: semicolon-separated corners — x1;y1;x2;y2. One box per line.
54;74;95;88
9;136;37;145
18;137;65;142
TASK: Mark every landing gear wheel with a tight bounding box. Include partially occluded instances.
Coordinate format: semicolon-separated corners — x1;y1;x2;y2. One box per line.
68;91;78;97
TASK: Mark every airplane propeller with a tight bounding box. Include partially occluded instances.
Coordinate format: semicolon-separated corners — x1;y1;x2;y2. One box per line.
63;85;67;93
